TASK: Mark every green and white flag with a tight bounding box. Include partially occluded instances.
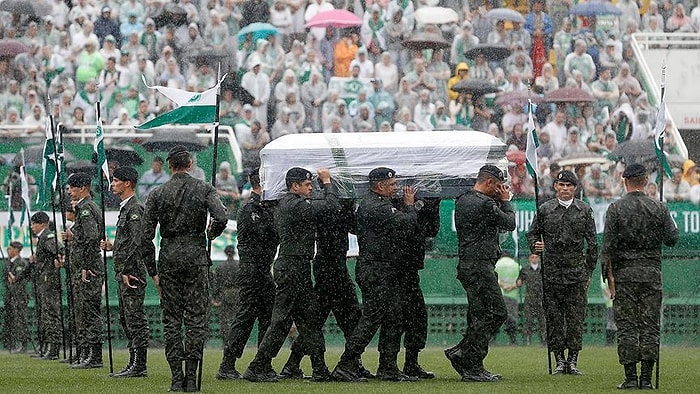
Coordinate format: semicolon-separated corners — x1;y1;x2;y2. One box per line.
654;86;672;178
6;181;14;244
525;100;539;180
19;150;32;225
38;117;58;208
135;77;221;130
94;112;110;178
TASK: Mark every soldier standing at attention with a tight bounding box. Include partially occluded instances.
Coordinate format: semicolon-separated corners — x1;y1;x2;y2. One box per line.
242;167;339;382
99;166;158;378
445;165;515;382
332;167;419;382
527;170;598;375
30;212;64;361
212;246;240;342
3;241;30;353
63;172;105;370
141;145;228;392
217;171;278;381
515;253;547;345
602;164;678;389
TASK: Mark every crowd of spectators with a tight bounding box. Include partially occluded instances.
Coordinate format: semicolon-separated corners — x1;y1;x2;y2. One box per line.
1;0;699;204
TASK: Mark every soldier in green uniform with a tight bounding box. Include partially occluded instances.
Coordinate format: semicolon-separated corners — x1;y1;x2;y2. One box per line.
2;241;30;353
395;197;441;379
217;171;277;381
332;167;419;382
527;170;598;375
242;167;339;383
279;198;369;380
444;165;515;382
141;145;228;392
62;172;105;369
602;164;679;390
30;212;64;361
99;166;157;378
516;254;547;345
212;246;240;341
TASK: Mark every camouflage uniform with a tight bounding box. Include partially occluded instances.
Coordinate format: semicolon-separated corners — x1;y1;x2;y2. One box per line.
336;189;418;376
603;191;678;370
35;229;65;353
2;254;30;350
526;198;597;356
212;255;240;340
222;192;277;362
449;189;515;375
517;264;546;344
70;196;105;365
142;172;228;365
246;182;340;376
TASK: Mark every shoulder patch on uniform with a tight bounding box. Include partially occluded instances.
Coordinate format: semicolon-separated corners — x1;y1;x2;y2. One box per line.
391;207;397;213
80;209;91;217
47;233;55;239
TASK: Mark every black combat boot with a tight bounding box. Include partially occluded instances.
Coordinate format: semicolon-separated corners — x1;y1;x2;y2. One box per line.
70;346;88;366
403;349;435;379
61;347;82;364
617;363;638;389
567;350;582;375
41;343;60;360
216;348;240;380
168;360;185;392
242;359;278;382
73;343;103;369
184;360;199;392
444;345;467;376
331;357;366;382
11;342;27;354
111;348;135;377
309;353;332;382
114;347;148;378
553;350;567;375
639;360;655;390
376;353;417;382
30;343;45;358
279;350;305;379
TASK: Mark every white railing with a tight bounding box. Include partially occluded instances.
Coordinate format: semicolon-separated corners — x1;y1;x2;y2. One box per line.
0;124;243;174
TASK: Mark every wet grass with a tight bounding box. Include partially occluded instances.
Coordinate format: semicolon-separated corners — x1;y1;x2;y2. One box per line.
1;345;698;393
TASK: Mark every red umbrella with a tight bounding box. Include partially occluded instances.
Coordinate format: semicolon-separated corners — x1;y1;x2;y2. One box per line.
544;87;594;103
0;39;29;58
495;91;543;107
305;10;362;28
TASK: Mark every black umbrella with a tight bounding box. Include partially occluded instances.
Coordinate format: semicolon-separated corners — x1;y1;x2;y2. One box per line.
65;160;98;176
402;32;450;50
0;0;50;16
611;139;656;164
231;85;255;105
12;145;75;167
153;3;188;28
186;46;232;67
451;79;500;95
106;145;144;166
142;129;208;152
0;39;29;58
465;44;511;61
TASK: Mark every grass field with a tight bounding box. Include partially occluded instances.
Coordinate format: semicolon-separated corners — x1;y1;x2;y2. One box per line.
1;345;698;393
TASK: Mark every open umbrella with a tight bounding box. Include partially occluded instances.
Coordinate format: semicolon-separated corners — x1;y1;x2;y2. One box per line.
544;87;594;103
106;145;144;166
230;85;255;105
0;39;29;58
237;22;278;41
485;8;526;23
452;79;500;95
402;32;450;50
495;91;543;107
12;145;74;167
464;44;511;61
414;6;460;25
153;3;188;28
305;9;362;28
65;160;98;176
186;46;231;66
142;130;208;152
555;153;611;167
0;0;50;16
569;1;623;16
611;139;656;164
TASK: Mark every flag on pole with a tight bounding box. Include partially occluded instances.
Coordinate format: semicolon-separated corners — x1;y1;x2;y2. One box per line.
94;114;110;179
38;117;58;208
525;100;540;180
135;77;221;130
19;149;32;225
654;88;672;178
6;181;14;244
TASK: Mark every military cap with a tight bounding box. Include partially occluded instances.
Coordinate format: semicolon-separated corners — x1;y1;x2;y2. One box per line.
623;163;647;179
368;167;396;182
67;172;92;187
167;145;190;162
113;166;138;183
9;241;22;250
224;245;236;256
556;170;578;185
31;211;50;224
479;165;505;182
285;167;313;183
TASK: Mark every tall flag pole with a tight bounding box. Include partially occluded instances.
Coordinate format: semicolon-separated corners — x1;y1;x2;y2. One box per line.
6;182;14;245
655;65;671;201
94;100;114;373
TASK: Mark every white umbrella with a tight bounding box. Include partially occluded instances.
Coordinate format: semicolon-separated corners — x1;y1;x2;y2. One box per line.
414;6;460;25
485;8;526;23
